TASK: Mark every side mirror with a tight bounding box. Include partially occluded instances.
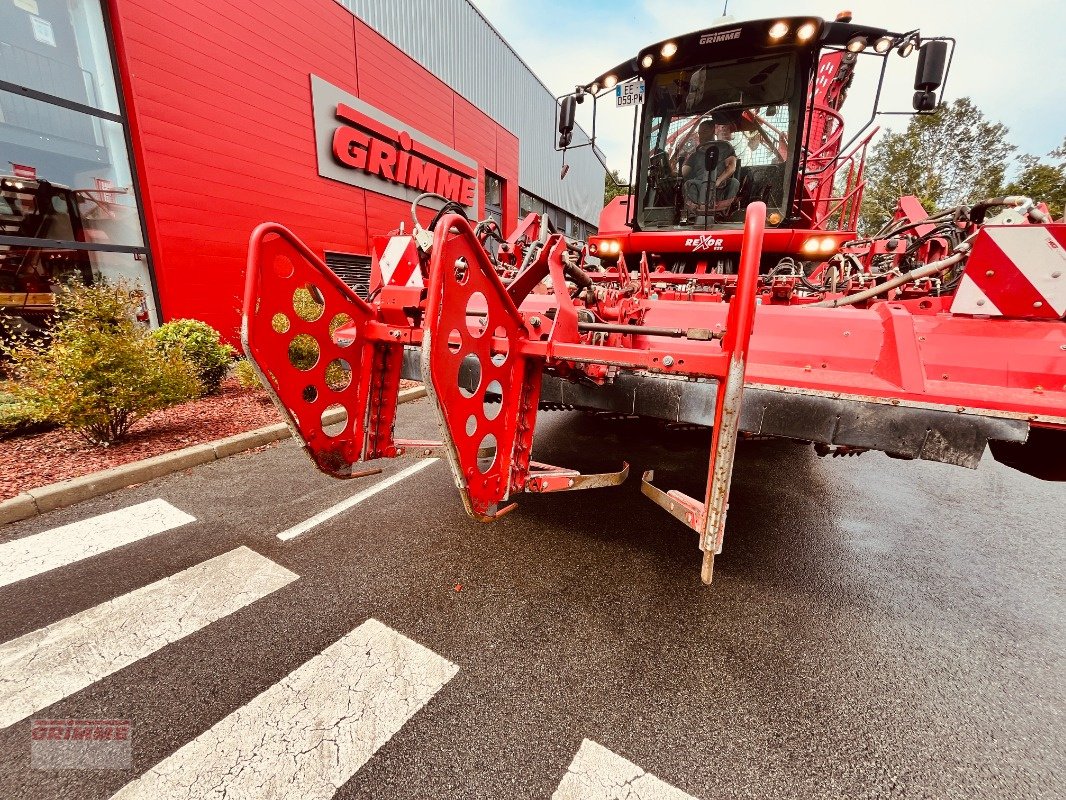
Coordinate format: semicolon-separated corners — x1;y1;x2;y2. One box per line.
912;40;948;111
558;95;576;148
914;41;948;91
912;91;937;112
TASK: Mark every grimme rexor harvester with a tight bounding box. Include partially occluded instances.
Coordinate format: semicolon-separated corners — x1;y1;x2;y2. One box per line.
243;15;1065;584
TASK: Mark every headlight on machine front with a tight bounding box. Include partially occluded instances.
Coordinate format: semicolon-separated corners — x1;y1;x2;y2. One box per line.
801;236;839;256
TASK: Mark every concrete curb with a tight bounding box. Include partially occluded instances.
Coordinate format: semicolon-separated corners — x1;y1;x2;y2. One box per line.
0;386;428;527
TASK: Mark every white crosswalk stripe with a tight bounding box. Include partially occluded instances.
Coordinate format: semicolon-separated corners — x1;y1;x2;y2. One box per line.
110;618;458;799
0;499;195;590
276;458;440;541
0;546;296;728
553;739;698;800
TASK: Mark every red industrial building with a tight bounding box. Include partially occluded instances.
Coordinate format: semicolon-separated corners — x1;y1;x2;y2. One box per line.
0;0;603;342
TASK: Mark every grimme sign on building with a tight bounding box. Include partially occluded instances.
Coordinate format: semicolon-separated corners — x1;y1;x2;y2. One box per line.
311;75;479;209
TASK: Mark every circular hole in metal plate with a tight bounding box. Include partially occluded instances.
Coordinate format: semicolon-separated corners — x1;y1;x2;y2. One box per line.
321;403;347;437
325;359;352;391
273;254;294;279
465;414;477;437
483;380;503;421
293;284;325;322
458;354;481;399
446;329;462;354
477;433;498;474
288;334;320;371
271;312;290;334
490;326;508;366
465;292;487;338
302;385;318;403
330;313;355;347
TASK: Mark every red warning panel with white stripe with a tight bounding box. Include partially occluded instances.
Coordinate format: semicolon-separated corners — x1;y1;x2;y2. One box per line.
371;235;423;291
951;224;1066;319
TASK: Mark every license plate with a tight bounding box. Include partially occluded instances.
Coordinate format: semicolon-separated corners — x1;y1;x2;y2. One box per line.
615;81;644;107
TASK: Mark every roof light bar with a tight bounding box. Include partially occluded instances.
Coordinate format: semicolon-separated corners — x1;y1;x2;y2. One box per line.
846;35;867;53
874;36;894;54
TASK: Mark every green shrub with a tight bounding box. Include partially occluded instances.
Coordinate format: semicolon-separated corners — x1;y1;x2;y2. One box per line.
233;357;262;390
0;386;53;438
152;319;235;395
2;282;201;445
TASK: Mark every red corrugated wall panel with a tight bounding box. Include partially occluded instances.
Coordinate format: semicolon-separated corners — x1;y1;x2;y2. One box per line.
109;0;520;343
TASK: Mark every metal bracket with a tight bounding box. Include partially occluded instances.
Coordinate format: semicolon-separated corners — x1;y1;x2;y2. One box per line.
526;461;630;493
637;203;766;585
395;439;445;458
640;470;704;530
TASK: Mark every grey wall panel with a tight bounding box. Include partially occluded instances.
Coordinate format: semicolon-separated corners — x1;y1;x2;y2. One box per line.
336;0;605;226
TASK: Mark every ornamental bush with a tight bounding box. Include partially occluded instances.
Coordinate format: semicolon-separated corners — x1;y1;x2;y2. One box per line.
233;357;262;390
152;318;235;395
0;384;52;439
1;282;200;445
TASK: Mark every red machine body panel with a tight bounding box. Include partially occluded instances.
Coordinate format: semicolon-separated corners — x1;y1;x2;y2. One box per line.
514;293;1065;423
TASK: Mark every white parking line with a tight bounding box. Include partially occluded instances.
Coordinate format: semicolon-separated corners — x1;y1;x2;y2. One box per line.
0;547;296;728
110;618;458;800
553;739;698;800
0;499;195;590
277;458;439;541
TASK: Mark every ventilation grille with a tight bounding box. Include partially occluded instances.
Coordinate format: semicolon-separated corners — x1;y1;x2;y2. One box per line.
324;251;372;299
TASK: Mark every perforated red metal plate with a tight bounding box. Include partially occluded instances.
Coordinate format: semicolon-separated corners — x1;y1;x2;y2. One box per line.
242;223;403;477
420;215;543;519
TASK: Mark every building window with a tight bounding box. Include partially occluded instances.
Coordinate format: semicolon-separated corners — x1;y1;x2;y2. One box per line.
0;0;155;332
517;188;594;241
484;171;504;232
1;0;120;114
518;189;541;221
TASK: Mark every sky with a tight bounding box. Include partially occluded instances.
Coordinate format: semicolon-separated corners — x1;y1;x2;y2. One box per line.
471;0;1066;180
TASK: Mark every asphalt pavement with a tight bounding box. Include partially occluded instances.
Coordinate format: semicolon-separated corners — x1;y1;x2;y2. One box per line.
0;396;1062;799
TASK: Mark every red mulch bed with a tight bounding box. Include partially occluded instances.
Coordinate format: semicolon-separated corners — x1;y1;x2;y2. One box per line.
0;377;425;502
0;378;281;502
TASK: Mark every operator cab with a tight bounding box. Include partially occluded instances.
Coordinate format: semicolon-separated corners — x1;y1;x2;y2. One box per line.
639;49;800;230
557;16;951;271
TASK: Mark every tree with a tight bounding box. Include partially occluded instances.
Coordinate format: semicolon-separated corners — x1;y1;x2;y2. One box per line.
1003;136;1066;220
859;97;1014;232
604;169;631;206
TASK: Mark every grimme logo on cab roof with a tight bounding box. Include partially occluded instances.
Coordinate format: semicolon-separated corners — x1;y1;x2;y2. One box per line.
699;28;741;45
330;103;476;207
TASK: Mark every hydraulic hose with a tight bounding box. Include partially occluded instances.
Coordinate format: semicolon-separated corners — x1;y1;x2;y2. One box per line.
410;192;468;230
812;245;970;308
